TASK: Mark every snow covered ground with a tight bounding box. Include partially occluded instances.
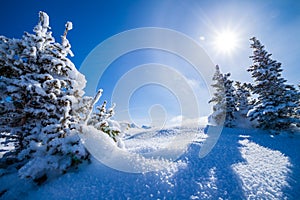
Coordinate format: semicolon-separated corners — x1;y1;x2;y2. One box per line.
1;126;299;199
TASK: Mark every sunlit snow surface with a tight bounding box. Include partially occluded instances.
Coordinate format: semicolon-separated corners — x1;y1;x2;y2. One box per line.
232;137;292;199
124;126;206;160
80;125;191;173
1;127;299;199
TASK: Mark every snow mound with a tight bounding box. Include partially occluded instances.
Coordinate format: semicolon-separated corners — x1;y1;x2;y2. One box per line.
124;126;206;160
80;125;186;173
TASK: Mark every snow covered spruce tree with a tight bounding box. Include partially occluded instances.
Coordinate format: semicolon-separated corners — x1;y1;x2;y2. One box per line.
208;65;237;127
295;84;300;127
0;12;92;182
223;72;237;127
247;37;299;131
88;91;121;143
0;35;24;161
208;65;226;126
235;81;252;118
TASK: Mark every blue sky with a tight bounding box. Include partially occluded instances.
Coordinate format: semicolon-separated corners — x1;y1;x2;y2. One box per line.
1;0;299;125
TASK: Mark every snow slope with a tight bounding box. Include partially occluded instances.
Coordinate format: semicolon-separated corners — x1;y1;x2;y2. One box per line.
1;126;299;199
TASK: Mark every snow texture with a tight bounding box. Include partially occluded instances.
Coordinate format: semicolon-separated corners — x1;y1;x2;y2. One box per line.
232;137;292;199
1;126;299;199
80;125;186;173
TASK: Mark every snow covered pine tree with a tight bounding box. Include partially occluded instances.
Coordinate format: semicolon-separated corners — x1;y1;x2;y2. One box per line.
208;65;237;127
0;34;24;165
235;81;252;118
223;72;237;127
234;81;254;127
247;37;299;131
208;65;226;126
88;90;121;143
295;84;300;127
0;12;91;183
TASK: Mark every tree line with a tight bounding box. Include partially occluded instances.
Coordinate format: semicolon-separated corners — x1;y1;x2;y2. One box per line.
209;37;300;132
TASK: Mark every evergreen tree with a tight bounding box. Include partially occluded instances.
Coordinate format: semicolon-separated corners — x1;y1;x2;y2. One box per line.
208;65;226;126
233;81;254;128
88;93;121;143
235;81;252;118
223;73;237;127
247;37;299;131
0;12;91;181
208;65;237;127
0;35;22;160
295;84;300;127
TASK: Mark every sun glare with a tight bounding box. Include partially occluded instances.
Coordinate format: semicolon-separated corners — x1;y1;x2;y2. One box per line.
214;30;239;54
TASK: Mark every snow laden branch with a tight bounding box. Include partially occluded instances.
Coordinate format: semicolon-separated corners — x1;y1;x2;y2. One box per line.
84;89;103;124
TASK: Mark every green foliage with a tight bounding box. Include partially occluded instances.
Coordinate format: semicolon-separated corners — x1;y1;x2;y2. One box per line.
88;100;120;143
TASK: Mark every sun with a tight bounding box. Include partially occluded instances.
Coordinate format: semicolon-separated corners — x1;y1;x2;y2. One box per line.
213;30;239;54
